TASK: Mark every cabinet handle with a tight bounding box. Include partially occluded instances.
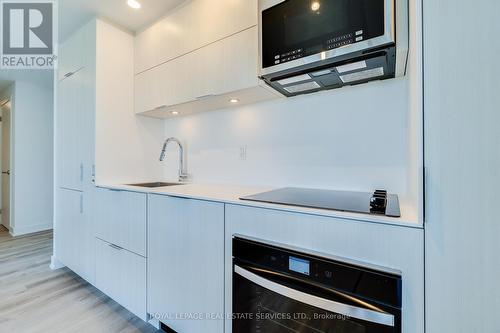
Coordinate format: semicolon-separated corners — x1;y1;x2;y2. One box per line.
64;72;74;78
91;164;96;183
196;94;215;100
108;243;123;251
80;163;84;182
80;194;84;214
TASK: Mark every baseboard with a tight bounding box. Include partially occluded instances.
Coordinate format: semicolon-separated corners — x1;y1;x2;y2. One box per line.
50;255;66;270
148;318;161;330
10;222;53;237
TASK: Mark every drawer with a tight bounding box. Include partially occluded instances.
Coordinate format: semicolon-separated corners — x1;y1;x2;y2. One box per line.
95;188;147;256
95;238;147;321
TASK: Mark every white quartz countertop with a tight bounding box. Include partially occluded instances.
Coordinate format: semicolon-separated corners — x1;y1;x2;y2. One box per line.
96;182;422;228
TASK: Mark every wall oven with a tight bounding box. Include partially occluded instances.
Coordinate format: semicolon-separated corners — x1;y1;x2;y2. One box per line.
259;0;408;96
233;237;402;332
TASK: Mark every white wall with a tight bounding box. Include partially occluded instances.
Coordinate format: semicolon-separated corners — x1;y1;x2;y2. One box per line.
162;0;423;222
10;73;54;236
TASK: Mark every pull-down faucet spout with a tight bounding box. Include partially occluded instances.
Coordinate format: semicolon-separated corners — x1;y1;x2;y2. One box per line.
160;137;189;182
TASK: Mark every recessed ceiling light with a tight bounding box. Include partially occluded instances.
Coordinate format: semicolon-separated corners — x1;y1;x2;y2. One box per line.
229;98;240;104
127;0;141;9
311;1;320;11
171;110;179;115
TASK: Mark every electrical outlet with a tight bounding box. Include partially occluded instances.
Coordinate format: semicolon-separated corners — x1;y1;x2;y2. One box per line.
239;146;247;161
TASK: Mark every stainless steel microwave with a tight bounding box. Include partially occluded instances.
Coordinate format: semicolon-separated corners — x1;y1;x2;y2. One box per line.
259;0;409;97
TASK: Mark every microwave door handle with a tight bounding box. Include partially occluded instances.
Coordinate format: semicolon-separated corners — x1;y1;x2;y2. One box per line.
234;265;395;327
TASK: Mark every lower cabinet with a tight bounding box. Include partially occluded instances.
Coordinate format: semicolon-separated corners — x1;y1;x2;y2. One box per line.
94;188;147;256
55;187;95;284
95;238;147;320
148;194;225;333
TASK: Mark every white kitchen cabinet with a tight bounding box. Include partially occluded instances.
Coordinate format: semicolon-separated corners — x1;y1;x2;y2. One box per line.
221;26;260;93
135;26;279;118
58;25;92;81
424;0;500;331
55;188;95;284
95;188;147;256
55;18;163;325
55;20;96;284
56;16;158;286
134;0;258;74
95;238;147;321
148;195;225;333
191;41;225;100
57;66;94;191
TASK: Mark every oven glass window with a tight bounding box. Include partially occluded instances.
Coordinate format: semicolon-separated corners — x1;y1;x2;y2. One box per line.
233;272;397;333
262;0;386;68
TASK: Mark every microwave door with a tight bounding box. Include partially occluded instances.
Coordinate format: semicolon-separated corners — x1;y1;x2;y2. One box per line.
260;0;395;76
233;265;399;333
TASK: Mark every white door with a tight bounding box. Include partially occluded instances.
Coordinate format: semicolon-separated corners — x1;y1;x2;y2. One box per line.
1;102;11;230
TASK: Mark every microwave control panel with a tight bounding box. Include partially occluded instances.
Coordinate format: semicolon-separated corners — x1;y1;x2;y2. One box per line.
273;30;365;66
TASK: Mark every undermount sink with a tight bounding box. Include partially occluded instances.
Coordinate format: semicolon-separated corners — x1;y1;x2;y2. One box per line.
126;182;186;188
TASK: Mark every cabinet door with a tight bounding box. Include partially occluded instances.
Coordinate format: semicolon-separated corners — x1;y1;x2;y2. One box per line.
55;188;94;283
95;188;147;256
58;33;81;81
57;67;95;191
191;41;225;100
135;67;163;113
159;57;193;108
55;188;83;272
134;27;261;114
58;21;93;81
95;238;147;320
58;71;83;190
134;0;258;74
148;195;225;333
222;26;259;94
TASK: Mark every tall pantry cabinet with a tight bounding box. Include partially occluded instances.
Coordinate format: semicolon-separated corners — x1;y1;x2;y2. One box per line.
424;0;500;331
54;18;148;285
54;20;96;283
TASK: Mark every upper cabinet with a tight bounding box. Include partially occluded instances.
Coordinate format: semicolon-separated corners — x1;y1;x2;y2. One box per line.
58;24;94;81
134;0;280;118
134;0;258;74
57;22;96;191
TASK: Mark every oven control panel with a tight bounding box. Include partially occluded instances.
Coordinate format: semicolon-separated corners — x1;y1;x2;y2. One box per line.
233;237;402;308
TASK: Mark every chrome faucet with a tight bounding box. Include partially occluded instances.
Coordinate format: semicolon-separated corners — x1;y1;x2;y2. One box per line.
160;137;189;182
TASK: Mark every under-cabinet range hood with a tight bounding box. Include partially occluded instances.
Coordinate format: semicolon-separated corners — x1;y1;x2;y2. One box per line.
259;0;409;97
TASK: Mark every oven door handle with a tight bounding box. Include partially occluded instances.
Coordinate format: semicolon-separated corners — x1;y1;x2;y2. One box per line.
234;265;395;327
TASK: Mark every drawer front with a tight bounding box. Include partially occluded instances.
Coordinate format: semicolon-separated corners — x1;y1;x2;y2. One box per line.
95;238;147;320
95;188;147;256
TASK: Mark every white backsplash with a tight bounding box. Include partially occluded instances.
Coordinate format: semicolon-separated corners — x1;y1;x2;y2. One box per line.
163;77;411;198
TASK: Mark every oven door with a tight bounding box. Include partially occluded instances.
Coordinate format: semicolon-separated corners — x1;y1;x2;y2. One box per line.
260;0;395;76
233;265;400;333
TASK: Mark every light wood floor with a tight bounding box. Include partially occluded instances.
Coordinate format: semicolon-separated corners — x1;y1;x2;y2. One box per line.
0;227;160;333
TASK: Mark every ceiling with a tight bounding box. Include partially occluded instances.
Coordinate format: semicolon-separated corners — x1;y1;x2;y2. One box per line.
59;0;187;42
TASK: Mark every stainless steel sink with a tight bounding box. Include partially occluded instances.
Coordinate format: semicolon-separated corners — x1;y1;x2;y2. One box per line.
126;182;186;188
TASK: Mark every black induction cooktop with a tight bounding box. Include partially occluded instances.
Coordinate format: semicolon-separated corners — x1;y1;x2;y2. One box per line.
240;188;401;218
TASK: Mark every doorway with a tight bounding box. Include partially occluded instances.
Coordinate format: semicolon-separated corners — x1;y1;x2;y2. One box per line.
1;100;11;230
